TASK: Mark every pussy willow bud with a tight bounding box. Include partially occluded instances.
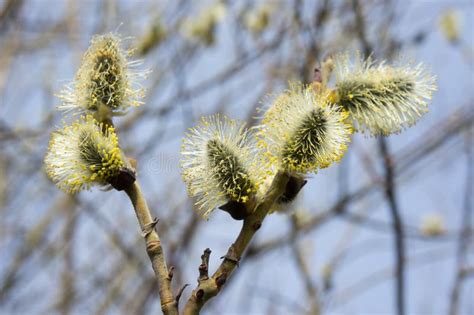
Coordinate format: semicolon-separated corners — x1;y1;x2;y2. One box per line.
58;33;147;121
258;83;353;175
332;53;436;136
45;115;133;194
420;213;445;237
137;21;167;55
243;3;276;35
180;2;226;46
180;115;262;219
439;9;461;44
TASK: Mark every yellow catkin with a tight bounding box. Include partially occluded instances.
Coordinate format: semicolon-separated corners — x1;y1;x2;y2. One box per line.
258;83;352;175
58;33;147;120
180;114;264;219
45;115;125;193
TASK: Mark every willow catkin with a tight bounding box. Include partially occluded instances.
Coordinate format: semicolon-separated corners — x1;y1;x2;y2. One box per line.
45;115;126;193
332;53;436;136
180;115;263;219
258;83;353;174
58;33;147;121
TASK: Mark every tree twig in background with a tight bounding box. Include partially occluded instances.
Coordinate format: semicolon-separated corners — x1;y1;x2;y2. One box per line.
351;0;406;313
448;127;473;315
291;239;320;314
379;138;406;315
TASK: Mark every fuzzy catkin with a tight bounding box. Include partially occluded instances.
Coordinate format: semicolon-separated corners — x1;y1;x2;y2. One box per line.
180;115;262;219
333;53;436;136
258;84;353;175
58;33;147;121
45;115;125;193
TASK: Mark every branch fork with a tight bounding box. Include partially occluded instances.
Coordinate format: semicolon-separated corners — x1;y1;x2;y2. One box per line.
182;171;290;314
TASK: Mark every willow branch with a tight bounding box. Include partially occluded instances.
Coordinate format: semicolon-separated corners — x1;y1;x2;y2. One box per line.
124;181;178;315
379;138;405;315
183;171;290;315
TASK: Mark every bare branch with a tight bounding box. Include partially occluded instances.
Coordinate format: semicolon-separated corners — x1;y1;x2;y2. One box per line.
124;181;178;315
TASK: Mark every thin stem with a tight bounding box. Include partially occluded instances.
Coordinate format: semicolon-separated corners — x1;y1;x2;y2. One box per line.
124;181;178;315
379;138;405;315
448;129;473;315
